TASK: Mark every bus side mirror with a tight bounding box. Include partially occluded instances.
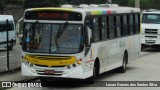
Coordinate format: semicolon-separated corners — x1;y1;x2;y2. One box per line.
85;27;92;46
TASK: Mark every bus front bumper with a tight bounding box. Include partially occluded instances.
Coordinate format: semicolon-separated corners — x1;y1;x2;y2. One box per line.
21;63;84;79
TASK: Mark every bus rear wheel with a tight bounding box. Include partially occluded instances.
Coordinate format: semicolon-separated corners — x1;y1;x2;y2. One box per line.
118;52;127;73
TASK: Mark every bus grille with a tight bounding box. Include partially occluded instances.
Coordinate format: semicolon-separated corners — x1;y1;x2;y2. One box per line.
145;29;158;34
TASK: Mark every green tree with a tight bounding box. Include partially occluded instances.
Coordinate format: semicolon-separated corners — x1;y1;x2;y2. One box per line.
0;0;7;7
23;0;67;8
112;0;129;6
70;0;105;5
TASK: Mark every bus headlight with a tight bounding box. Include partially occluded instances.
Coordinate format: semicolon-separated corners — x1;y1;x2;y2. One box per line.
77;58;82;64
22;58;26;62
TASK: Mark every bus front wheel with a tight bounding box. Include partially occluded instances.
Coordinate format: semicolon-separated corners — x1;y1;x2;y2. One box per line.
87;61;99;83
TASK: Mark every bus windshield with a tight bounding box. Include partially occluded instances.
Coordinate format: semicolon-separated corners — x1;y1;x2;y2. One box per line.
142;14;160;24
22;23;84;54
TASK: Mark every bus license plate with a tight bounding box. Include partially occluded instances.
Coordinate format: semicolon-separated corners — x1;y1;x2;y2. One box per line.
44;70;55;74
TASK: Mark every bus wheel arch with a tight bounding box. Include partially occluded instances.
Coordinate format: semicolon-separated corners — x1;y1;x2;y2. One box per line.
94;58;100;76
124;50;128;64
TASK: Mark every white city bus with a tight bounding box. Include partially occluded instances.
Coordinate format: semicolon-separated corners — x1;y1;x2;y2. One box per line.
0;15;16;50
141;10;160;50
21;4;140;84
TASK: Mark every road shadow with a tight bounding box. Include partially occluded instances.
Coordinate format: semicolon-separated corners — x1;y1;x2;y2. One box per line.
40;79;92;87
0;68;20;75
40;67;136;88
142;47;160;52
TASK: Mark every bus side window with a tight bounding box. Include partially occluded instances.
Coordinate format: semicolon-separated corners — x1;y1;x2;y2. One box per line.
135;14;140;34
92;17;100;42
109;16;116;39
122;15;127;36
106;16;110;39
85;17;92;29
133;14;136;34
129;15;134;35
101;17;107;40
116;16;121;37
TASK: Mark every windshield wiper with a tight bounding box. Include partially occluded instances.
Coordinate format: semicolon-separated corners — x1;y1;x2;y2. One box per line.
54;22;68;52
56;22;68;38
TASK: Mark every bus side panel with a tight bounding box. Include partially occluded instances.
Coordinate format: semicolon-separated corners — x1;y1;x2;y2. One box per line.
134;34;141;60
116;37;126;67
97;41;109;74
128;36;135;62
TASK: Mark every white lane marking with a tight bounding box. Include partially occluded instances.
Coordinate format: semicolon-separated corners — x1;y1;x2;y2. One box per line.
0;54;14;58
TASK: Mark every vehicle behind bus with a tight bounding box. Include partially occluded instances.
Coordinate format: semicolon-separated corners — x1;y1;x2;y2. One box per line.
0;15;16;50
141;10;160;50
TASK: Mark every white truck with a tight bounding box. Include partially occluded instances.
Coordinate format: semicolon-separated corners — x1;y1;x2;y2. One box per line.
141;10;160;50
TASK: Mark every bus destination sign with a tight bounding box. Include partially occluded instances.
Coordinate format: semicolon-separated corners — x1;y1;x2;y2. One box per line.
25;10;82;21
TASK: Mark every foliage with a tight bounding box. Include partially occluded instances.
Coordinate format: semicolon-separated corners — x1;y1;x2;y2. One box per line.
112;0;129;6
0;0;7;7
1;0;160;9
69;0;105;5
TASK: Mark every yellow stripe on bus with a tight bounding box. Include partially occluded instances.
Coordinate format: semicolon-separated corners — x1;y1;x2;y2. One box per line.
25;55;76;67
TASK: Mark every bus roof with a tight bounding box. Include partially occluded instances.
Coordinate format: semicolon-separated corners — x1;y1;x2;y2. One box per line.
25;4;140;15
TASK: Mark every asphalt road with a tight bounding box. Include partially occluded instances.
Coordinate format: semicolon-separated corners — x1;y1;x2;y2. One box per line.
7;47;160;90
0;44;21;73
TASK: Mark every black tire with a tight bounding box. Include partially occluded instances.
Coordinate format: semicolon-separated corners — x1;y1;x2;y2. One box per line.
118;52;127;73
87;63;98;83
